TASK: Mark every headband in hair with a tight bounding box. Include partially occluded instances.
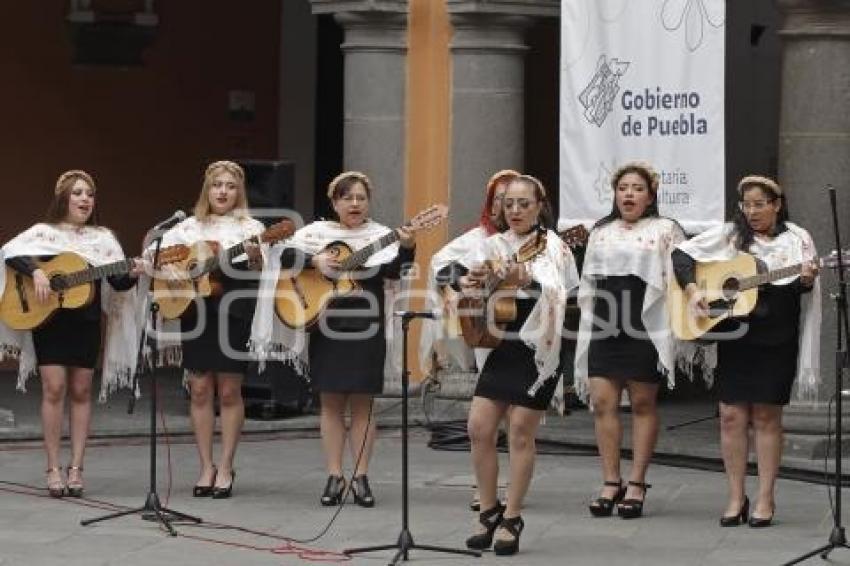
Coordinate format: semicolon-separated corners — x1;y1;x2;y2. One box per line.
611;161;660;193
55;170;95;195
737;175;782;197
515;174;547;197
327;170;371;199
205;160;245;182
486;169;520;194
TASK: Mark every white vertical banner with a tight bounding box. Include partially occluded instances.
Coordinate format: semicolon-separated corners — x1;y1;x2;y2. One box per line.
559;0;726;233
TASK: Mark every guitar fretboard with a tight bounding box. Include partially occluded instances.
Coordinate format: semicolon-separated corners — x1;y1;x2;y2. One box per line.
738;261;805;291
339;230;402;271
62;259;134;287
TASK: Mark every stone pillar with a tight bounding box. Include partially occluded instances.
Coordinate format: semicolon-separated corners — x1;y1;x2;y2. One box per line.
776;0;850;457
445;0;557;235
311;0;409;228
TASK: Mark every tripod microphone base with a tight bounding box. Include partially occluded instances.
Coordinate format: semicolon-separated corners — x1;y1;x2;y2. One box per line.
345;528;480;565
80;491;201;537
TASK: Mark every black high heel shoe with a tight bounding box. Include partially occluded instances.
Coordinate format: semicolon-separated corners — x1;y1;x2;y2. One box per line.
493;515;524;556
748;503;775;528
617;481;651;519
351;475;375;508
320;475;347;506
589;479;626;517
719;496;749;527
466;503;505;550
211;470;235;499
193;466;217;498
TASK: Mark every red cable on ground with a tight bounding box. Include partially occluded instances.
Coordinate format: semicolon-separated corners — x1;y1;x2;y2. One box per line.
0;480;352;563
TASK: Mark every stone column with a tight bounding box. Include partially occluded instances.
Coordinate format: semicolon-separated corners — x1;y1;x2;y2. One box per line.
310;0;409;228
776;0;850;457
445;0;557;235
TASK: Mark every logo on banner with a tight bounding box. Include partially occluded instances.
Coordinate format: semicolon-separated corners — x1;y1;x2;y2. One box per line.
578;54;630;127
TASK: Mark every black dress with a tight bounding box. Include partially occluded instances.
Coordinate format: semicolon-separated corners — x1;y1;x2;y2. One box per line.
5;255;137;369
474;294;559;410
672;246;809;405
586;275;662;382
180;260;258;375
281;244;416;394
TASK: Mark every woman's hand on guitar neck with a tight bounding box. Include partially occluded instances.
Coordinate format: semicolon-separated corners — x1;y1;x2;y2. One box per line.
32;269;51;304
311;253;341;277
396;226;416;249
459;265;489;296
685;283;709;318
801;260;819;287
244;241;264;271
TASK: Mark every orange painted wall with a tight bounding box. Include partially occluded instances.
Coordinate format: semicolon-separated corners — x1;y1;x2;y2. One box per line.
0;1;281;254
405;0;452;378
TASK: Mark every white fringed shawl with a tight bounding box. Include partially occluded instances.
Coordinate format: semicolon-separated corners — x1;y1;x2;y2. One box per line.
460;229;580;413
675;222;822;400
574;218;686;401
0;223;140;400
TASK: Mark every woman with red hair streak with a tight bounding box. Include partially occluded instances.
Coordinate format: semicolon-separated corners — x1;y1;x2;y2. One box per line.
419;170;519;510
420;169;519;376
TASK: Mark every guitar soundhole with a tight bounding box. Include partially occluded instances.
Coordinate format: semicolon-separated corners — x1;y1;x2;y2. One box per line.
49;274;67;292
721;277;739;299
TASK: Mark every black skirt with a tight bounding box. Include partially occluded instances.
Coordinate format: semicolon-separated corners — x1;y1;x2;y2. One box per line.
308;325;386;394
716;339;798;405
474;298;558;410
181;299;252;375
586;275;662;382
33;308;101;369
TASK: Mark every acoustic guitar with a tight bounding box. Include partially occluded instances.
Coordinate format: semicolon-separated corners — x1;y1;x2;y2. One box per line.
668;248;848;341
444;224;588;348
0;246;189;330
457;230;550;349
152;220;295;320
274;205;449;329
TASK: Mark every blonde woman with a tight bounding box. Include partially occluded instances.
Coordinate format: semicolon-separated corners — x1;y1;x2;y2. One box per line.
156;161;264;499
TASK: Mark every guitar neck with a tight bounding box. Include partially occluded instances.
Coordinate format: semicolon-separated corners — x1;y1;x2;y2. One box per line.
738;261;805;290
62;258;134;287
339;230;401;271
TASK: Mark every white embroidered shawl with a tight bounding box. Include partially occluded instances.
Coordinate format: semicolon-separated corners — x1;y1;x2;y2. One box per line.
460;229;580;413
0;223;140;400
574;218;686;401
675;222;822;400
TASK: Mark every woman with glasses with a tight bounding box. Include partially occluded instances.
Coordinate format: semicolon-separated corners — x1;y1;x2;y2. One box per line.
672;175;821;527
455;175;579;555
253;171;416;508
574;162;685;520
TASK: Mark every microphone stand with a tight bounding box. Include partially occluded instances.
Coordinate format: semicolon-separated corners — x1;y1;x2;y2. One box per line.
784;186;850;564
344;310;480;564
81;233;201;536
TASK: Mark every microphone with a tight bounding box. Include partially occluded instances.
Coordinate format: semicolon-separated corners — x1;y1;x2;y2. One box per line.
394;310;440;319
151;210;187;231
